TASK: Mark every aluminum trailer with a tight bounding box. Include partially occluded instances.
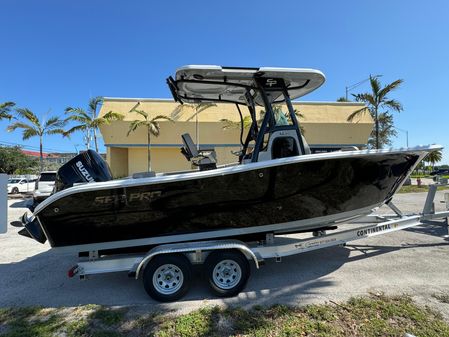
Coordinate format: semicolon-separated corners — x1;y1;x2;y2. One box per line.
67;184;449;302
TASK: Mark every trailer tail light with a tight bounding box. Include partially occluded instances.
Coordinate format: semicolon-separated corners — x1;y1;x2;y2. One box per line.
67;265;79;278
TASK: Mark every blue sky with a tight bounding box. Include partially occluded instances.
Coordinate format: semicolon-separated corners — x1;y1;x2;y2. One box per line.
1;1;448;162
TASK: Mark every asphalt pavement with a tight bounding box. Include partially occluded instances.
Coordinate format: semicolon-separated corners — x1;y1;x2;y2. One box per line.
1;191;449;317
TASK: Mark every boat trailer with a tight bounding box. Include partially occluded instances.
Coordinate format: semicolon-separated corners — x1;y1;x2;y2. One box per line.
67;184;449;302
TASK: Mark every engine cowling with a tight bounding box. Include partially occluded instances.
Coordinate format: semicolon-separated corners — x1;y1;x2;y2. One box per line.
54;150;113;192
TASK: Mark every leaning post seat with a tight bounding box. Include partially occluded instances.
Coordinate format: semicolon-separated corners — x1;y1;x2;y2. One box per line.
180;133;217;171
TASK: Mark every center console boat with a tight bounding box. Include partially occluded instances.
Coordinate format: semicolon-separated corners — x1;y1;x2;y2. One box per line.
20;66;440;254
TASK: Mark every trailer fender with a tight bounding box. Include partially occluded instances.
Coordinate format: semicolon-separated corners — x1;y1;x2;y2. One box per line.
133;240;260;279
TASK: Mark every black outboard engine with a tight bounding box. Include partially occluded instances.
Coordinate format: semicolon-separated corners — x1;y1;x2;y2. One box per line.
55;149;113;192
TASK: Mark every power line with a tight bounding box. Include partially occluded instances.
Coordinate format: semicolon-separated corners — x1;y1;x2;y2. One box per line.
0;140;73;153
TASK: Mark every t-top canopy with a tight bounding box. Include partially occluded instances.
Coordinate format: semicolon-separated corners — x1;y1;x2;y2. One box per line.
168;65;326;106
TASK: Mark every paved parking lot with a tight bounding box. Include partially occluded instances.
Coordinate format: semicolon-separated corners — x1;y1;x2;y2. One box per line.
1;192;449;316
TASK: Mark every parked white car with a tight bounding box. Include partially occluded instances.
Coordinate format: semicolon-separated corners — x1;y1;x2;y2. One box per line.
33;171;57;202
7;178;36;194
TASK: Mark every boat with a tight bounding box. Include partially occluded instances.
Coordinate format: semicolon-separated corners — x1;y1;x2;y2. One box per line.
20;65;440;252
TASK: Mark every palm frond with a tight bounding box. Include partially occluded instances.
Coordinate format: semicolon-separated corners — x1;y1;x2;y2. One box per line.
149;122;160;137
0;101;15;110
0;112;12;120
220;116;253;130
63;125;87;137
65;114;91;123
195;103;217;114
7;121;36;133
425;150;442;164
170;105;184;120
127;120;146;136
91;118;105;128
46;128;65;136
65;107;91;120
369;76;381;98
133;109;148;120
15;108;41;128
382;99;403;112
185;103;216;121
88;96;103;116
103;111;124;120
44;116;66;129
378;79;403;102
292;109;305;120
22;128;39;140
8;120;40;140
347;107;369;122
220;118;237;130
150;115;174;123
0;101;15;120
65;106;85;115
92;111;124;127
352;93;376;107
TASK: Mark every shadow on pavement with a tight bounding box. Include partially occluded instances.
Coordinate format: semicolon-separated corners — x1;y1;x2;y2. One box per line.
346;241;449;261
0;245;347;308
404;220;449;241
1;221;448;309
9;199;34;209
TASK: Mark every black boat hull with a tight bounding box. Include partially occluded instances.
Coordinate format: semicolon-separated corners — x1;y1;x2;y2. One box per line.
24;151;422;249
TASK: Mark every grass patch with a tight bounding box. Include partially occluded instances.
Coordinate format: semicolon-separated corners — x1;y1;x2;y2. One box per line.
1;294;449;336
89;306;126;325
398;185;449;193
410;174;431;178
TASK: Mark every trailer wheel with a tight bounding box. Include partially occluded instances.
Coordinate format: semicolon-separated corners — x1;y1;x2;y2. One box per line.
205;250;250;297
12;187;19;194
142;254;192;302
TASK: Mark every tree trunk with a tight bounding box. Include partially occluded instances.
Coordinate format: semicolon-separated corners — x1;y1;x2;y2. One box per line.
148;128;151;172
85;129;90;150
93;128;98;152
39;136;43;172
375;106;379;149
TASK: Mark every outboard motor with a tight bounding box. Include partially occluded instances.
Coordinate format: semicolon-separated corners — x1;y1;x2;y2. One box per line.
54;149;113;192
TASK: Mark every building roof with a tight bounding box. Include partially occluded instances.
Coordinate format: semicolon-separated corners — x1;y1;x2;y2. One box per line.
22;150;51;158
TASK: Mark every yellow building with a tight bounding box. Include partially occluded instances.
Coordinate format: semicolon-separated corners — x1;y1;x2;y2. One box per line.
98;98;373;178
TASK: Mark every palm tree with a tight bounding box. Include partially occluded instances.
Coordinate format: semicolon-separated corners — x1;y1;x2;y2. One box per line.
259;106;306;134
220;115;253;131
64;107;123;151
221;106;306;154
337;97;350;102
173;103;216;149
425;149;443;171
64;97;106;152
7;108;66;171
0;102;15;120
347;76;403;149
127;109;174;172
222;107;305;130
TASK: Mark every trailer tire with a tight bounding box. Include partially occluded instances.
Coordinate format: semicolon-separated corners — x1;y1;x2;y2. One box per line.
205;250;250;297
142;254;192;302
12;187;19;194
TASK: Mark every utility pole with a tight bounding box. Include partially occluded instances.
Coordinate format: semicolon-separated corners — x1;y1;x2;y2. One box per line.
345;75;382;100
